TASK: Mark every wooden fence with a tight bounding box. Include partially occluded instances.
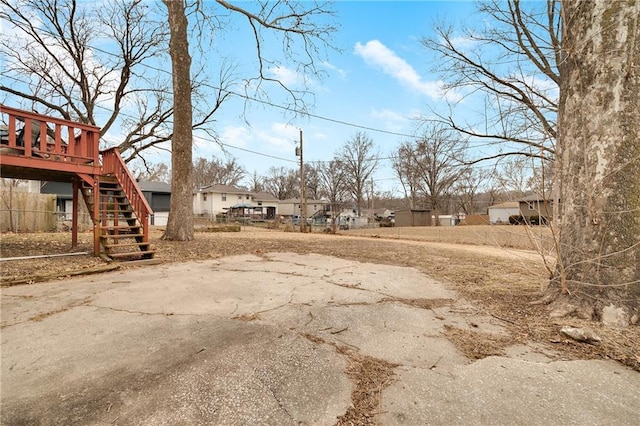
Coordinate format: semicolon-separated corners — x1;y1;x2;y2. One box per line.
0;190;92;232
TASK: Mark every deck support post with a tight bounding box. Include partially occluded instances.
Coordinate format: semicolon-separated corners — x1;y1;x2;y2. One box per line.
93;176;101;256
72;180;79;248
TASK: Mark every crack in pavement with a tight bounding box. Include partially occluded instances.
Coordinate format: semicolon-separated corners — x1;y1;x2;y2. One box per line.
212;266;310;278
300;332;397;426
86;304;224;318
1;297;93;329
256;374;295;423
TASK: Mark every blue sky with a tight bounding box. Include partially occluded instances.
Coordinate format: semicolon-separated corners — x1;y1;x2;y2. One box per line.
158;0;481;193
1;0;486;193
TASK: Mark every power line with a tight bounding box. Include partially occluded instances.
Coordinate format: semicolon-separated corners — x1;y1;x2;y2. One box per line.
1;33;533;170
218;142;296;164
85;43;419;139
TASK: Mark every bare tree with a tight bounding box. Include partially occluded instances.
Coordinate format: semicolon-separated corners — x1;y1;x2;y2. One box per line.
193;157;246;189
550;0;639;324
263;167;299;200
454;168;490;215
318;159;348;232
493;157;535;198
0;0;166;151
303;163;322;201
162;0;337;240
0;0;233;164
130;161;171;183
392;142;421;209
421;0;560;164
247;171;264;193
336;132;379;216
402;126;468;223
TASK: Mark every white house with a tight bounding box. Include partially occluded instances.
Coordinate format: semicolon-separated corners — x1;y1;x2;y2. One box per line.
193;184;254;217
278;198;328;218
488;201;520;224
252;191;279;220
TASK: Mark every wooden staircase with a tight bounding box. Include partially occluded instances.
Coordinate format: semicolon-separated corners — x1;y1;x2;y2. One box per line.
1;105;154;260
81;176;155;260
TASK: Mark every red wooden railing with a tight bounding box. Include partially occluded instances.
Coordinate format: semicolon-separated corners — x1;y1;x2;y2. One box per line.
0;104;100;165
101;147;153;241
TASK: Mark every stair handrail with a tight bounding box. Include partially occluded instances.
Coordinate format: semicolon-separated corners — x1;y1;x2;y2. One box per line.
100;148;153;237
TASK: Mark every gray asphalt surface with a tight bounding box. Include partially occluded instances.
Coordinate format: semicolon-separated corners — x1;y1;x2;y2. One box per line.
2;253;639;425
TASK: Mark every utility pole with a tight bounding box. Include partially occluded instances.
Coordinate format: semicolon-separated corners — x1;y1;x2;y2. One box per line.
370;178;374;210
296;129;307;232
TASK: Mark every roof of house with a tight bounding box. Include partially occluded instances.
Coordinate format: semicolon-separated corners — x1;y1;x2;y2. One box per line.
138;181;171;193
279;198;328;204
488;201;520;209
253;191;278;201
519;193;559;202
198;184;252;195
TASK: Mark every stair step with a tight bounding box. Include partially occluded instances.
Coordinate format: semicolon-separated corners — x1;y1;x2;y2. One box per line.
100;201;130;206
101;224;141;229
108;250;155;260
104;242;151;250
101;233;145;239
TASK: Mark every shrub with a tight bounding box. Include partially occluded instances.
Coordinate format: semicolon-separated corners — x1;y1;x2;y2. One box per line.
509;215;525;225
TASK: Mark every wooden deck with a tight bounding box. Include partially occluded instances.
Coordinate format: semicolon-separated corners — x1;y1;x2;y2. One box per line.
1;104;101;182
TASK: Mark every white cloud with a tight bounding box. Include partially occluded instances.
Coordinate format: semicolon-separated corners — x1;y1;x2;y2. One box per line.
446;35;479;50
220;125;251;148
353;40;452;101
371;108;405;123
200;122;299;160
256;122;299;154
268;66;307;87
370;108;409;133
321;61;348;79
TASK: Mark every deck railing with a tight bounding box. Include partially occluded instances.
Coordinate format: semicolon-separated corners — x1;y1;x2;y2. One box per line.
0;104;100;164
101;147;153;240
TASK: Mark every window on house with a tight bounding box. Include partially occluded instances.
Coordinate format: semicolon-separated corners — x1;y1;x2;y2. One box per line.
258;201;263;206
528;202;535;210
203;194;207;201
314;204;317;210
221;193;227;201
246;195;250;200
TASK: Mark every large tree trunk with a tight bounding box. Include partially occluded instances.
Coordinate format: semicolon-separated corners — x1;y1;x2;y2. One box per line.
162;0;194;241
553;1;639;325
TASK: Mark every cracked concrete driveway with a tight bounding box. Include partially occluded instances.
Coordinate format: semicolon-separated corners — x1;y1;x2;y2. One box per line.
2;253;639;425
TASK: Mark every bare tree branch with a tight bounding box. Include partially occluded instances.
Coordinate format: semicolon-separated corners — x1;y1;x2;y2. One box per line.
422;0;560;164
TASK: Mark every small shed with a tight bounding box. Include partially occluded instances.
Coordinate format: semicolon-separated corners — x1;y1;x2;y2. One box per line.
488;202;520;224
395;209;432;227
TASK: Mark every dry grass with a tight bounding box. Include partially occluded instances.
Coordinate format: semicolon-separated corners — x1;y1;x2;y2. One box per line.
344;224;554;252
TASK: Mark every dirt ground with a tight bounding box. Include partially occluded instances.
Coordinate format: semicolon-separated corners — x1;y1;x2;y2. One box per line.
1;225;639;424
